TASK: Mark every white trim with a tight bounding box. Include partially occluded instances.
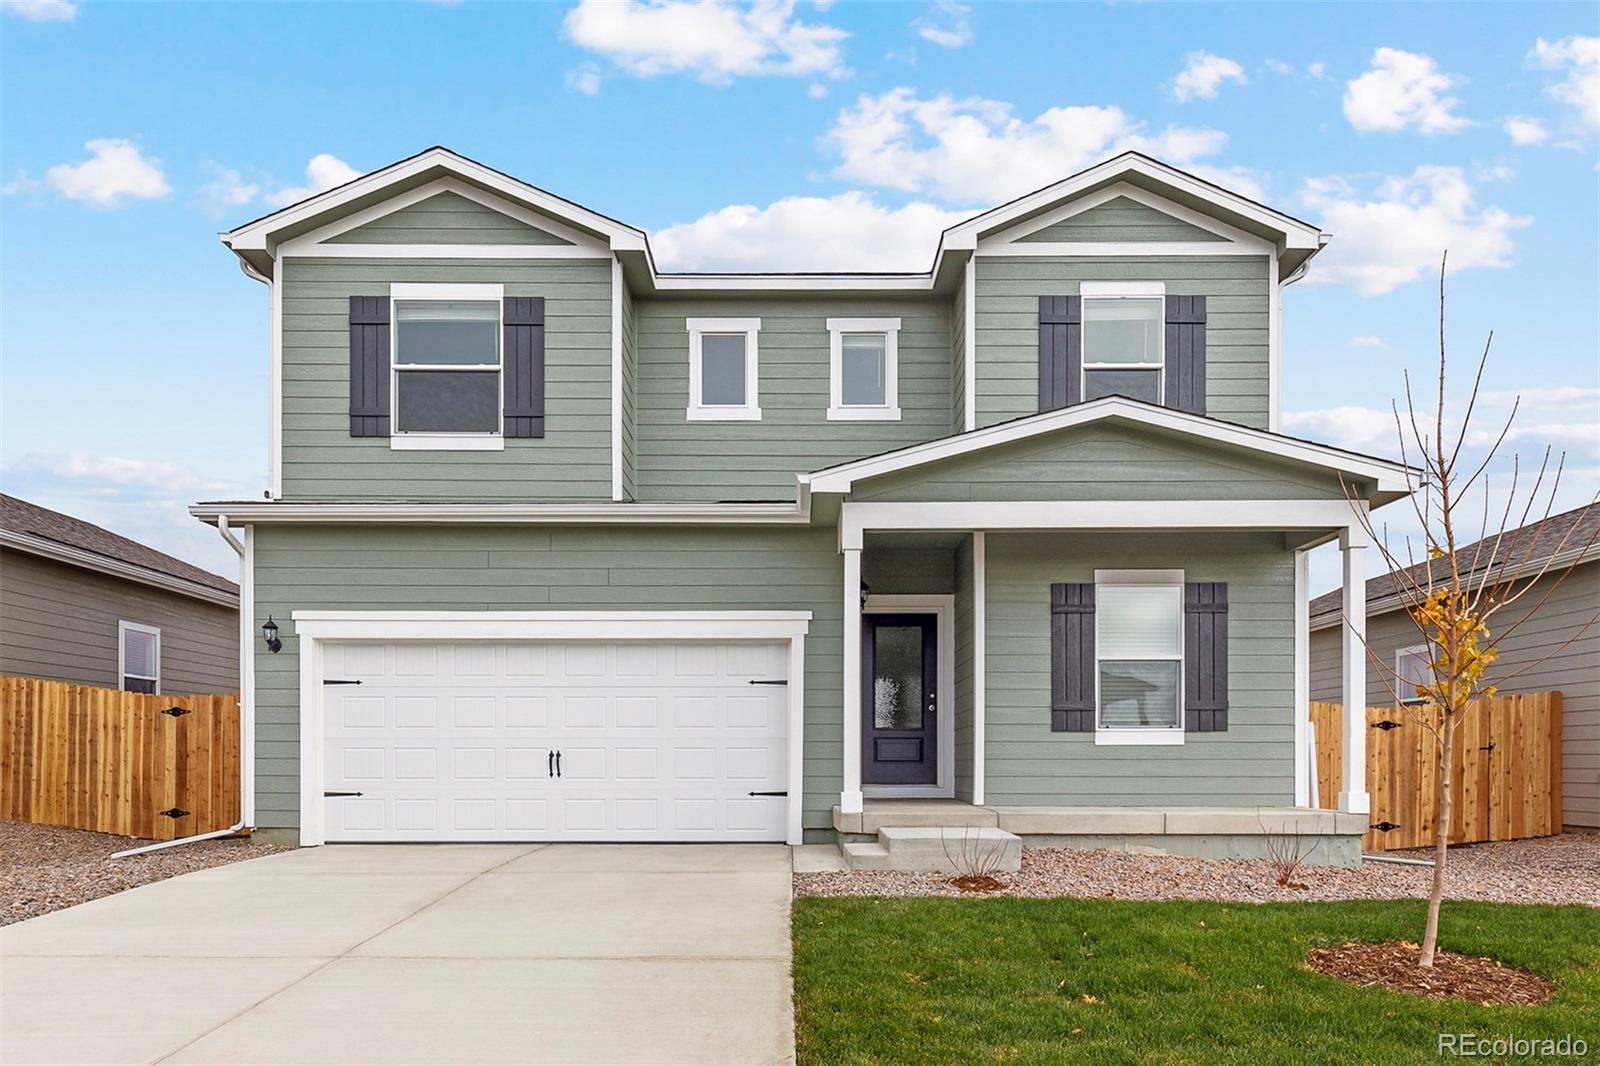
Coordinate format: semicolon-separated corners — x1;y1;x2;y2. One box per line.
611;257;624;501
1095;567;1185;584
827;317;901;421
390;282;505;302
840;547;863;815
241;525;256;827
283;244;612;260
653;274;936;293
388;284;505;449
290;610;812;847
1338;526;1371;814
388;434;504;451
977;242;1271;258
1094;730;1186;746
963;258;976;432
269;255;282;499
1293;549;1310;807
1269;254;1281;432
861;594;956;800
0;530;237;607
117;620;161;694
1080;281;1167;298
803;397;1419;497
686;317;761;421
1092;570;1185;737
192;501;810;524
971;531;986;805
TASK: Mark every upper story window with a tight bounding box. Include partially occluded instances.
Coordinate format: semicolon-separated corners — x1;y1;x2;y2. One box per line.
391;283;504;451
686;318;761;421
1081;282;1164;405
827;318;901;422
1095;570;1183;733
119;621;160;694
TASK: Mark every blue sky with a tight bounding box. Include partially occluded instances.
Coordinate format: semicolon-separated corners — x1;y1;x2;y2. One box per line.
2;0;1596;592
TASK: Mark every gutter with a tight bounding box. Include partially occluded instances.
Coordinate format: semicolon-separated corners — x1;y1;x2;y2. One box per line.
114;514;254;857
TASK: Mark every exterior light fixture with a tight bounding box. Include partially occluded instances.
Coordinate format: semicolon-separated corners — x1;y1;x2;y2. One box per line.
262;616;282;654
859;580;871;610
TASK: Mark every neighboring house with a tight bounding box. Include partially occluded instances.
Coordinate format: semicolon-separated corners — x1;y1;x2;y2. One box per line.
1310;504;1600;830
197;146;1413;860
0;494;239;695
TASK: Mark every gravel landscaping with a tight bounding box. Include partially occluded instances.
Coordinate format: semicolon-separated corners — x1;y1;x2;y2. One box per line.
795;833;1600;907
1;819;292;926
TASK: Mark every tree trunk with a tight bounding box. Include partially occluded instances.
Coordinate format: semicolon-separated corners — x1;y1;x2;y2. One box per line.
1420;716;1454;968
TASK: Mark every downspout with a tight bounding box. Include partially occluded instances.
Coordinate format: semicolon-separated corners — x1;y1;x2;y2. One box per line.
114;514;254;857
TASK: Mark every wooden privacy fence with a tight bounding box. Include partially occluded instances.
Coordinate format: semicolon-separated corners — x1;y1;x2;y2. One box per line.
1;676;241;841
1310;692;1562;852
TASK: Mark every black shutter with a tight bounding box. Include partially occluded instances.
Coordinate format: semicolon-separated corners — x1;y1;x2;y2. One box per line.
1185;582;1229;732
1039;295;1082;412
1163;295;1206;415
503;297;545;438
1050;582;1095;732
349;296;390;437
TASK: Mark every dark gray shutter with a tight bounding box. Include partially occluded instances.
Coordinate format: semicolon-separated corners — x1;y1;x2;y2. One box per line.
503;297;545;438
1163;295;1206;415
348;296;390;437
1038;295;1082;412
1185;582;1229;731
1050;582;1095;732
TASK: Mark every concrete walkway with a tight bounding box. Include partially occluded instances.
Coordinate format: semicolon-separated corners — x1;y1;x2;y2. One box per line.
1;844;794;1065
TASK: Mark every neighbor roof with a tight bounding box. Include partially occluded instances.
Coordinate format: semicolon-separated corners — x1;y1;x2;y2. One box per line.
1309;502;1600;627
0;494;238;601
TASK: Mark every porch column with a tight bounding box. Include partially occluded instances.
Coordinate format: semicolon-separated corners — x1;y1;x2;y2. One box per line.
840;545;864;814
1338;526;1371;814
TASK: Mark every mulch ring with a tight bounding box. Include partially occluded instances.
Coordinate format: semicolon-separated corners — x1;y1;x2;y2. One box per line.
1305;941;1555;1006
947;874;1007;894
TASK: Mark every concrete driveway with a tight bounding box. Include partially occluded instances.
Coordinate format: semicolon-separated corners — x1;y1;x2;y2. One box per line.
1;844;794;1065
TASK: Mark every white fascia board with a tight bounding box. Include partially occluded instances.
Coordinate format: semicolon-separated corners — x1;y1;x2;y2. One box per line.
653;274;935;293
290;610;813;642
800;399;1418;496
0;530;238;607
189;501;809;525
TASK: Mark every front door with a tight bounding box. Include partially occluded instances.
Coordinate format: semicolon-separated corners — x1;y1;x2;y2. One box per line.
862;614;937;785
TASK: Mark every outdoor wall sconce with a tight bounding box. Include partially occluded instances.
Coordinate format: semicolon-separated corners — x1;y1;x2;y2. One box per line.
262;616;282;654
859;580;871;609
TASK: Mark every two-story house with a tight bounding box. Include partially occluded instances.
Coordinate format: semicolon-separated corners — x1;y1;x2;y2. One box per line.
198;147;1413;865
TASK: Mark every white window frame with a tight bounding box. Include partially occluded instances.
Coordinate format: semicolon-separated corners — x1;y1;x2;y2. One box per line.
118;620;161;695
1080;281;1165;407
827;317;902;421
389;282;506;451
686;317;761;421
1093;568;1185;746
1395;643;1431;705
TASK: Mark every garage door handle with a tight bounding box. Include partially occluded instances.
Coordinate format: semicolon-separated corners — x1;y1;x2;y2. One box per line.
324;790;363;798
748;679;787;686
548;751;554;778
748;790;787;797
555;750;562;777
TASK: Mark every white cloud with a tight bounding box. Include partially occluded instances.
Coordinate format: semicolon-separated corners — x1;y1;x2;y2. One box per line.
1283;405;1402;455
650;191;965;271
1;0;78;21
44;139;170;206
1285;389;1600;463
1530;35;1600;131
199;163;260;217
1343;48;1470;134
1171;51;1246;102
1265;59;1293;76
1299;166;1530;295
912;1;970;49
1307;61;1328;80
807;82;828;99
566;64;603;95
824;87;1256;206
562;0;849;86
1351;335;1387;349
1503;116;1550;145
265;153;361;208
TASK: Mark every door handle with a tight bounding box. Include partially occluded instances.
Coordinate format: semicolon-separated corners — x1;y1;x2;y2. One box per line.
555;750;562;777
548;751;554;778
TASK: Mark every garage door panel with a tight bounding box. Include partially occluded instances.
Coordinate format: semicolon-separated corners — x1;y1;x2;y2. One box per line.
322;639;787;842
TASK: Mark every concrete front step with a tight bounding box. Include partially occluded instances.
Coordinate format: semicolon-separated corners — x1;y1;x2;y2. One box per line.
840;826;1023;873
840;841;890;870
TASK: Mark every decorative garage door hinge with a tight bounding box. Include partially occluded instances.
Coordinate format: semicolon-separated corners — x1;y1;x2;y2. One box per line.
1371;719;1403;731
159;808;189;819
322;679;363;686
1370;821;1402;832
748;679;788;686
160;706;191;717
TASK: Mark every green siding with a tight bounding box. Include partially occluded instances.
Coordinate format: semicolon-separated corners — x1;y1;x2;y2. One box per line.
974;256;1270;430
953;535;976;802
951;266;967;434
863;545;956;595
620;281;638;500
1016;197;1228;243
852;423;1346;502
250;524;843;832
280;258;613;501
326;192;574;245
983;531;1295;806
633;297;951;501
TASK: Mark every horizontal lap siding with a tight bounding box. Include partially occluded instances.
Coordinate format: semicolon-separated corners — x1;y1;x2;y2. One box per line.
251;524;842;830
281;258;612;500
0;549;237;694
974;256;1270;430
620;282;637;499
325;192;572;245
1308;562;1599;827
633;297;951;501
852;425;1346;502
1016;198;1229;243
954;536;976;802
984;532;1294;806
951;268;967;434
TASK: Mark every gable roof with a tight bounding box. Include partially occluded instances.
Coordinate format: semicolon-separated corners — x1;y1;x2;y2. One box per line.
1309;502;1600;628
0;494;237;606
221;147;1326;295
798;397;1418;504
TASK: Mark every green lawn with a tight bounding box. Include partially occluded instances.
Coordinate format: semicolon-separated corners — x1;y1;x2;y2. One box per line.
793;897;1600;1065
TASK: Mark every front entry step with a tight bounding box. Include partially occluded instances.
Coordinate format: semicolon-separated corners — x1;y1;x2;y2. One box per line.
840;826;1022;873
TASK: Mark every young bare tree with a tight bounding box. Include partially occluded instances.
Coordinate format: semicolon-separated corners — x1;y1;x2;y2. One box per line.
1342;255;1600;968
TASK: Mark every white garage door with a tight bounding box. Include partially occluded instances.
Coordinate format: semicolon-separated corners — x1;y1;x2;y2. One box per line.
319;640;788;842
